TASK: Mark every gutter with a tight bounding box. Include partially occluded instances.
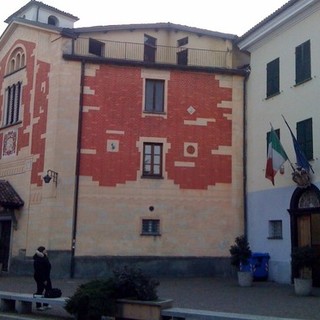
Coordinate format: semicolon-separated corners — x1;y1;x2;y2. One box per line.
70;60;85;278
243;66;250;237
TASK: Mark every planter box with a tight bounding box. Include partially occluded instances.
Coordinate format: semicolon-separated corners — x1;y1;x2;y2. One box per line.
294;278;313;296
116;298;173;320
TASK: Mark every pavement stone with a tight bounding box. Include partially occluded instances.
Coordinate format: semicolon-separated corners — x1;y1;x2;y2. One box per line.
0;274;319;319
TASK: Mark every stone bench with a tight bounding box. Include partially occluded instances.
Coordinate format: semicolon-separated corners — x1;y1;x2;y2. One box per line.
161;307;299;320
0;291;68;314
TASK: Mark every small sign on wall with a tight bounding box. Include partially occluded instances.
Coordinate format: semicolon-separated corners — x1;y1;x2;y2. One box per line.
107;140;119;152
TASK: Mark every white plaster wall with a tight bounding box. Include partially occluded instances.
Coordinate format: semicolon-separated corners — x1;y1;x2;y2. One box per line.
246;4;320;283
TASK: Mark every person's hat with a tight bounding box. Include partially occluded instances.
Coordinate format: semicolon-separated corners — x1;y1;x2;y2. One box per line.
37;246;46;252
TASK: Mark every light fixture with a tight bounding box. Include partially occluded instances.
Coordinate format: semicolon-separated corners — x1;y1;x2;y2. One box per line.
43;169;58;186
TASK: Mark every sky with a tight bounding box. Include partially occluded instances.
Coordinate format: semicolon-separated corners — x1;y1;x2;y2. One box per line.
0;0;289;37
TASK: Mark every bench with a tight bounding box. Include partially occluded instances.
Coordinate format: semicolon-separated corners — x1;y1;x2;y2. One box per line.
161;308;300;320
0;291;68;314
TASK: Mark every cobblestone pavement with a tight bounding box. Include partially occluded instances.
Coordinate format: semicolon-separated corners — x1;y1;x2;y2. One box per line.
0;275;320;319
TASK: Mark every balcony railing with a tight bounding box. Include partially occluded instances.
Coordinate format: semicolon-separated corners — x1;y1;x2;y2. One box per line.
64;37;231;69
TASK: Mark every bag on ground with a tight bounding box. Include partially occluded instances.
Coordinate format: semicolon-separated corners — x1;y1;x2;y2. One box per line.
45;288;62;298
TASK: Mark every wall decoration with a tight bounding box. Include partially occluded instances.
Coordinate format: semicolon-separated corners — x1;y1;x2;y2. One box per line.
3;130;17;157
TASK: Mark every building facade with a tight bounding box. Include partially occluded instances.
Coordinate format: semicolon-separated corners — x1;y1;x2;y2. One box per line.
238;0;320;285
0;1;248;277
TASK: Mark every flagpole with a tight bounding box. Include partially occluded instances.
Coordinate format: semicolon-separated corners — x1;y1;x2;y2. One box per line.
281;114;314;173
270;122;296;173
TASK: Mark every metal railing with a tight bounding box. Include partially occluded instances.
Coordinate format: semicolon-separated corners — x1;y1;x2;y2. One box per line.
65;37;230;68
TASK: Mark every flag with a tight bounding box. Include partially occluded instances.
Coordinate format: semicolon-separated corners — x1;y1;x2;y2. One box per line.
265;126;288;185
282;116;314;173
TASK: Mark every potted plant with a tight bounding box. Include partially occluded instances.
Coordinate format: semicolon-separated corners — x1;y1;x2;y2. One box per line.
229;235;252;287
65;265;172;320
291;245;317;296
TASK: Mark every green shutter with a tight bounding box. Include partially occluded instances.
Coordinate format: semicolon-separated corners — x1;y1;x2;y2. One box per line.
297;118;313;160
295;40;311;84
266;58;280;97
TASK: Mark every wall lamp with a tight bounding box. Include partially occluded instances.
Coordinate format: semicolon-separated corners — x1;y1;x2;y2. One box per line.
43;169;58;186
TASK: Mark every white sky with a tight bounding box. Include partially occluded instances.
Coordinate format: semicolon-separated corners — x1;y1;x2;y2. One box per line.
1;0;289;37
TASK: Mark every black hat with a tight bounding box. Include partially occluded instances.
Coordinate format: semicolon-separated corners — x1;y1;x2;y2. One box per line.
37;246;46;252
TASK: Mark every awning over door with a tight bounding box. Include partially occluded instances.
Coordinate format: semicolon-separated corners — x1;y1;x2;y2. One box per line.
0;180;24;209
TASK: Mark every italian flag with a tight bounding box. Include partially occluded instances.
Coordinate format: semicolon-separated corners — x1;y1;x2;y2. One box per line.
265;127;288;185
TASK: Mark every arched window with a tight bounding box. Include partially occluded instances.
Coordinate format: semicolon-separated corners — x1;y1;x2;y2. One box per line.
48;15;59;26
6;47;26;75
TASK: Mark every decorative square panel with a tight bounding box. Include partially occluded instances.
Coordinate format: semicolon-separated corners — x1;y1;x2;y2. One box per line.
107;140;119;152
187;106;196;115
184;142;198;157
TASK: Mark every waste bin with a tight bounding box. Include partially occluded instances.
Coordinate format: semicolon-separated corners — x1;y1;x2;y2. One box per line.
250;252;270;281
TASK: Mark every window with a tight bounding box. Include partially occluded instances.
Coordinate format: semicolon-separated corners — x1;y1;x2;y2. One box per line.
6;47;26;74
297;118;313;160
177;37;188;47
144;34;156;62
89;38;104;56
295;40;311;85
145;79;164;113
266;58;280;97
266;128;280;154
177;49;188;66
143;143;163;177
141;219;160;235
48;15;58;26
268;220;282;239
3;82;22;126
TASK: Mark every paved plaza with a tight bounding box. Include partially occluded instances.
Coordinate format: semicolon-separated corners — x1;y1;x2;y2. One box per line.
0;275;319;319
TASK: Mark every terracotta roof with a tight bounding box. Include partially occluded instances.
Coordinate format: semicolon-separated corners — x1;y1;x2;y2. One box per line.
0;180;24;209
72;22;237;40
5;0;79;24
237;0;299;41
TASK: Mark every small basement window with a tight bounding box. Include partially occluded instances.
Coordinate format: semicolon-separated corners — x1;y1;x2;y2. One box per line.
268;220;283;239
141;219;160;236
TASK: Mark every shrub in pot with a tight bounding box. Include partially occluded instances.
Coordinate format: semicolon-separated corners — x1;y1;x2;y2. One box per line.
229;235;252;286
64;266;159;320
291;245;317;296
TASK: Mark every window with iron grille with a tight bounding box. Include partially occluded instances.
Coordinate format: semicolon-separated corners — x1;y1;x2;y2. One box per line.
295;40;311;85
268;220;283;239
266;58;280;98
3;82;22;126
143;143;163;177
145;79;164;113
297;118;313;161
141;219;160;235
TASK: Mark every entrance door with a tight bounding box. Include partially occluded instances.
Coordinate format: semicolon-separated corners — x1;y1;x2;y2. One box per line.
311;214;320;286
289;185;320;287
0;220;12;271
296;214;320;285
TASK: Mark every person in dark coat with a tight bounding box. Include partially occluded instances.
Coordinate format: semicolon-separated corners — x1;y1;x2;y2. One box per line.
33;246;52;311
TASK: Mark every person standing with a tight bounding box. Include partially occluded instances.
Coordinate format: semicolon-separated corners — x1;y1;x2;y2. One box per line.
33;246;52;311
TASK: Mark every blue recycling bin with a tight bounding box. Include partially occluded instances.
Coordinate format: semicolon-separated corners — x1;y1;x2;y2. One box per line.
250;252;270;281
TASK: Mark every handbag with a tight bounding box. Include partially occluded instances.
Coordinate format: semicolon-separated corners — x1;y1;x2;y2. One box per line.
44;288;62;298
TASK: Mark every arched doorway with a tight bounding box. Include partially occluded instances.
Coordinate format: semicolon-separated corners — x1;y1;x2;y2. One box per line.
288;184;320;286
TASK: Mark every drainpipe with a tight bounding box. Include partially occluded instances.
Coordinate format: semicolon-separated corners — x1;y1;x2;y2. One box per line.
243;66;250;237
70;60;85;278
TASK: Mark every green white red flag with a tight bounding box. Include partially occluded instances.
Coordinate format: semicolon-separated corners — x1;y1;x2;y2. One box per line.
265;126;288;185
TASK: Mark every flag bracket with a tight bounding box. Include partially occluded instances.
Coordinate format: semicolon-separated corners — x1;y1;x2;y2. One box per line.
292;167;311;188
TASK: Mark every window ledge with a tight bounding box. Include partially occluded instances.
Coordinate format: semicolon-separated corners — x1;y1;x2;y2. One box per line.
0;121;22;130
267;237;283;240
294;77;312;87
266;91;281;100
